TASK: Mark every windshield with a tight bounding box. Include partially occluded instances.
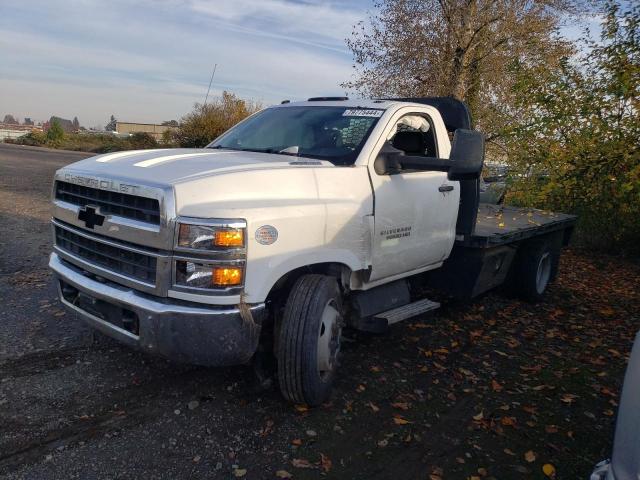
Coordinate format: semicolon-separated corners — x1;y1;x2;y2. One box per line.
208;106;383;165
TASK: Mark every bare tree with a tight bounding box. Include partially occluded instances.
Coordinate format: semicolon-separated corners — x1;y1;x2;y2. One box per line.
343;0;576;141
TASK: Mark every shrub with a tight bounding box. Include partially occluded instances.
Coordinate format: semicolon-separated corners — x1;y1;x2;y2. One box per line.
46;119;64;145
172;91;261;148
15;130;47;146
127;132;158;150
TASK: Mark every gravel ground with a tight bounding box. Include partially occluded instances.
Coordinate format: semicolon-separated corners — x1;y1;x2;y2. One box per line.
1;143;638;480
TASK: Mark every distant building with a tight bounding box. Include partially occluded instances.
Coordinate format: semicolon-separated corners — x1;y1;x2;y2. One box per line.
115;122;177;141
0;123;42;140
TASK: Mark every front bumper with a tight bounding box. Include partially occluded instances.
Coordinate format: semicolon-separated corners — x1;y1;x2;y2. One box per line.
49;252;265;366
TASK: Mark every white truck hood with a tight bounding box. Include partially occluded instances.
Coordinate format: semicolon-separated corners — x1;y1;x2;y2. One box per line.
61;148;331;186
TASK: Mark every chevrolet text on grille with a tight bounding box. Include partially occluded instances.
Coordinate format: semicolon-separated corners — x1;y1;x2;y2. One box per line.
63;173;141;195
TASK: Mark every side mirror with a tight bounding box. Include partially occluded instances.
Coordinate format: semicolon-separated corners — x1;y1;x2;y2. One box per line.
447;129;485;181
373;129;485;179
373;142;403;175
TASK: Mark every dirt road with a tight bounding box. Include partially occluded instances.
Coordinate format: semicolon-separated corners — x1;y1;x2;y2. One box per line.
1;143;638;479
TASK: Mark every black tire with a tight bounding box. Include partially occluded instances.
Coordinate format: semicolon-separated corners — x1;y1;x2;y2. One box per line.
277;274;343;406
514;239;558;302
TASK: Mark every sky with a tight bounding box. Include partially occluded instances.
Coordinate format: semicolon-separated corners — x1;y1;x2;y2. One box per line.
0;0;602;129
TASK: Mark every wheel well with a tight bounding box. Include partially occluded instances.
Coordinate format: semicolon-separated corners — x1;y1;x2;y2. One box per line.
258;263;351;355
266;262;351;306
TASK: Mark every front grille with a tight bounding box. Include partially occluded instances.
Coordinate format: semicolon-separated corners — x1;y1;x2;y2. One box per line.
55;225;157;284
55;181;161;225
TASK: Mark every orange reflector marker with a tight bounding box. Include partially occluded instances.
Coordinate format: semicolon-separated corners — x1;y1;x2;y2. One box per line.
214;228;244;247
213;267;243;286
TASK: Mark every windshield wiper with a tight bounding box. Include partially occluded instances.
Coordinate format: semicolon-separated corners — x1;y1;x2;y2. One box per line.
206;146;299;157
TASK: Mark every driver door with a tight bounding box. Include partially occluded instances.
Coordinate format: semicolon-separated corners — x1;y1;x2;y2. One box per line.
367;109;459;282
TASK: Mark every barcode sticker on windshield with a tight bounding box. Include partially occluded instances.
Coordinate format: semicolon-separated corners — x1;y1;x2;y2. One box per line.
343;109;384;117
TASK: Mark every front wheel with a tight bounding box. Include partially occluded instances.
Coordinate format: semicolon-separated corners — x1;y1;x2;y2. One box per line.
277;274;343;406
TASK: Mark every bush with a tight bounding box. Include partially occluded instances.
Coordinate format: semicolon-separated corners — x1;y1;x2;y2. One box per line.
171;91;261;147
46;119;64;145
15;130;47;146
127;132;158;150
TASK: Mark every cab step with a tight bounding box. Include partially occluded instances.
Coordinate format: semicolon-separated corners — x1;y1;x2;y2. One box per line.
374;298;440;325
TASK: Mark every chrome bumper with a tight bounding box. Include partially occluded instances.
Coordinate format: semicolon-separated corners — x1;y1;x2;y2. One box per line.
49;253;265;366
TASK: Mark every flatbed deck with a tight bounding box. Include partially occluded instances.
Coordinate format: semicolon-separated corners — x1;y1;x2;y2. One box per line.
463;204;577;248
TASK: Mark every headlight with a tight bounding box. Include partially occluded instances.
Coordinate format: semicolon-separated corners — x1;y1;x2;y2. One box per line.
175;261;243;289
177;223;245;250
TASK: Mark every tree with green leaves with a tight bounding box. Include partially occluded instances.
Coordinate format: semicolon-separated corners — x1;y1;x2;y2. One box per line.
504;0;640;251
46;119;65;144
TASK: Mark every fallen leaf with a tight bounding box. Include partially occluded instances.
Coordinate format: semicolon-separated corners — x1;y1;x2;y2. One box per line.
367;402;380;413
320;453;332;473
391;402;410;411
291;438;302;446
294;404;308;413
525;450;537;463
542;463;556;478
392;415;411;425
501;416;517;427
560;393;578;404
233;469;247;477
356;384;366;393
473;411;484;421
291;458;313;469
491;379;503;392
545;425;559;433
276;470;293;479
504;448;516;456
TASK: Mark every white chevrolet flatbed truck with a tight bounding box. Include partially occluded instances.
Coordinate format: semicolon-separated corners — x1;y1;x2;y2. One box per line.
49;97;576;405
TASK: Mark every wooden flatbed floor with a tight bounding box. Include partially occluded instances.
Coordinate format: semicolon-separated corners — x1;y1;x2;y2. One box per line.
465;204;577;248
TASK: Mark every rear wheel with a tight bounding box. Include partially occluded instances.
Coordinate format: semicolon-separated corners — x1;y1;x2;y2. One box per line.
277;274;343;406
514;239;558;302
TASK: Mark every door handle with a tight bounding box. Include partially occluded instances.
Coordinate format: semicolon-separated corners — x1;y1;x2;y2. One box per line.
438;185;454;192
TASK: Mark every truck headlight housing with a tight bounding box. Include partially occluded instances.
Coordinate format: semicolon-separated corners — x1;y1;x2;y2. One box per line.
177;223;245;250
175;261;243;289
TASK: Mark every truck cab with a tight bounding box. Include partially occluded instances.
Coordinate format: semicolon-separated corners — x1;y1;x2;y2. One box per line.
49;97;574;405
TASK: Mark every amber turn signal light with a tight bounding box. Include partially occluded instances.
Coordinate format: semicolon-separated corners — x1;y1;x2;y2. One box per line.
213;267;243;286
214;228;244;247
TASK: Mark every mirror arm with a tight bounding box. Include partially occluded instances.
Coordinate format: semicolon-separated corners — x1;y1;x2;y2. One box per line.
400;156;450;172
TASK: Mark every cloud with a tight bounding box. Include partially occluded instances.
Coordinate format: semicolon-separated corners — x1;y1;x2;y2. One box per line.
188;0;362;48
0;0;360;126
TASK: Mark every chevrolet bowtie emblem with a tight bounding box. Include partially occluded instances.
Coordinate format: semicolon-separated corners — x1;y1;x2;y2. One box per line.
78;205;105;229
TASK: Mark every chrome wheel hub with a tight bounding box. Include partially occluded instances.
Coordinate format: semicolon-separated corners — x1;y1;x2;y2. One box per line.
317;300;341;378
536;252;552;294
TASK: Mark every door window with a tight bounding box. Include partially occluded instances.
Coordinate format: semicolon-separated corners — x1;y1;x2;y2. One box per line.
387;114;438;158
